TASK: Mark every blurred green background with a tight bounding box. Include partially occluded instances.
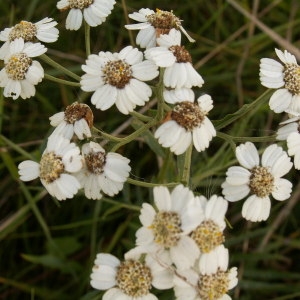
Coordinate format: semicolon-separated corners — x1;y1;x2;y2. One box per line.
1;0;300;299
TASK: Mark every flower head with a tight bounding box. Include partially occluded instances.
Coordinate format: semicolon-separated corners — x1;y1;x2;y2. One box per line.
132;185;203;270
90;253;173;299
222;142;293;222
80;45;158;114
57;0;116;30
49;102;94;140
0;18;58;59
125;8;195;49
75;141;131;199
145;29;203;89
0;38;46;99
190;195;229;275
260;48;300;113
155;93;216;155
18;135;82;200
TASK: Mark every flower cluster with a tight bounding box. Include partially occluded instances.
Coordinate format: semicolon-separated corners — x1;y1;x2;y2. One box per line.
18;101;131;201
91;185;238;300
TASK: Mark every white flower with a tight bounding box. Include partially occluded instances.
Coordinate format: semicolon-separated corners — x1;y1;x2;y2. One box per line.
222;142;293;222
0;18;58;59
18;135;82;200
145;29;203;89
190;195;229;275
155;93;216;155
57;0;116;30
132;185;203;270
260;48;300;114
0;38;46;100
75;142;131;200
90;252;173;299
80;45;158;114
174;264;238;300
163;87;195;105
49;102;93;140
125;8;195;49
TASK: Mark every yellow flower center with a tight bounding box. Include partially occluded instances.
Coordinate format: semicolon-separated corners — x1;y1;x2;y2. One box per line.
9;21;37;42
169;45;192;63
249;166;274;198
84;151;106;175
116;260;152;297
39;152;64;183
284;63;300;95
5;53;32;80
69;0;94;9
64;102;94;127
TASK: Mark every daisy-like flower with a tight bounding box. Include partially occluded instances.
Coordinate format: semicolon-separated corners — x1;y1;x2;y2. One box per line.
0;18;58;59
155;93;216;155
18;135;82;201
132;185;203;270
260;48;300;113
75;141;131;200
145;29;204;89
49;102;94;140
190;195;229;275
80;45;158;114
174;264;238;300
222;142;293;222
90;252;173;300
125;8;195;49
0;38;46;100
57;0;116;30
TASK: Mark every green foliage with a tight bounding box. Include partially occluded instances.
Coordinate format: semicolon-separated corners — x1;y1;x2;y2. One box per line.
1;0;300;299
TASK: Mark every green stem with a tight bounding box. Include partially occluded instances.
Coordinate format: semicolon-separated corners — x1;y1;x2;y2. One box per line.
84;22;91;57
92;126;124;142
180;143;193;185
130;110;153;122
101;196;141;211
44;74;81;87
214;89;273;130
90;200;101;262
127;178;180;188
217;131;277;143
40;54;81;82
156;68;166;121
111;119;157;152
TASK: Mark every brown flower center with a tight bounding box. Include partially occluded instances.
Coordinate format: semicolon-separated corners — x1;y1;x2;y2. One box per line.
198;269;230;300
40;152;64;183
284;63;300;95
150;211;182;248
9;21;37;42
169;45;192;63
249;166;274;198
190;220;224;253
5;53;32;80
116;260;152;297
64;102;94;127
102;60;132;88
84;151;106;174
171;101;205;131
69;0;93;9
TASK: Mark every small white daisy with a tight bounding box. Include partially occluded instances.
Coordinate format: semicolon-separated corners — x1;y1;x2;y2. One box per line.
174;264;238;300
49;102;94;140
125;8;195;49
132;185;203;270
260;48;300;113
155;93;216;155
57;0;116;30
90;252;173;299
18;135;82;201
0;38;46;100
0;18;58;59
80;45;158;114
222;142;293;222
190;195;229;275
145;29;204;89
75;141;131;200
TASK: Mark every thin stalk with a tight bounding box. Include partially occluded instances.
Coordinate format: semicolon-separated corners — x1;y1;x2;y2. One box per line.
40;54;81;82
127;177;179;188
84;22;91;57
44;74;81;87
180;143;193;185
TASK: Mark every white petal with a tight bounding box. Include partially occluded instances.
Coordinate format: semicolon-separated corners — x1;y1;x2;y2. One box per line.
242;195;271;222
236;142;259;169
